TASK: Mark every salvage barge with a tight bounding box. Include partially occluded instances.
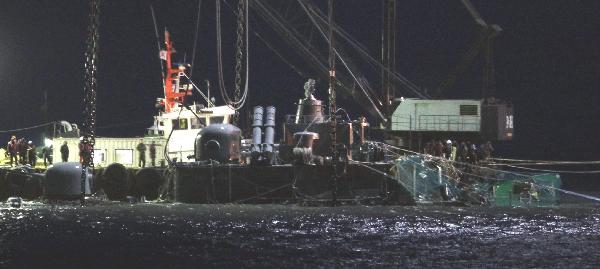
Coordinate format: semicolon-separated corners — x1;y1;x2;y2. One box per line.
1;78;553;207
2;1;560;208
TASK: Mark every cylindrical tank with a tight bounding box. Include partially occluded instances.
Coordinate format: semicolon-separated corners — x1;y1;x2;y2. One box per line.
293;131;319;148
292;131;319;165
263;106;276;154
295;99;324;124
251;106;263;157
44;162;92;200
194;124;241;162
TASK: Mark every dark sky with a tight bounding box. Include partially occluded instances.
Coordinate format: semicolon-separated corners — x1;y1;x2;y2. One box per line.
1;0;599;161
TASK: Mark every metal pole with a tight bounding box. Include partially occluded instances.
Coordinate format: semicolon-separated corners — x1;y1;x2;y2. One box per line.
412;163;417;200
328;0;338;206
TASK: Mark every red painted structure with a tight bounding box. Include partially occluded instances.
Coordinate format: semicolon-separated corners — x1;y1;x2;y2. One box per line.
161;31;190;113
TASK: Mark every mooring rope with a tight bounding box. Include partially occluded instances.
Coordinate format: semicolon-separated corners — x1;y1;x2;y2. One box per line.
369;141;600;203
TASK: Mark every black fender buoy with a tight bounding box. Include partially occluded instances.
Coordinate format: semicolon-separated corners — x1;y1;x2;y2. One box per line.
102;163;129;201
0;169;10;200
134;168;164;200
5;169;42;200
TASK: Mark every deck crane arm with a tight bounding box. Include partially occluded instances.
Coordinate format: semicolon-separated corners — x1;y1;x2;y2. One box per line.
434;0;501;98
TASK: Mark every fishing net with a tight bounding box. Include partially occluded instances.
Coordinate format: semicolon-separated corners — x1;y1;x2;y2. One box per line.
391;155;561;206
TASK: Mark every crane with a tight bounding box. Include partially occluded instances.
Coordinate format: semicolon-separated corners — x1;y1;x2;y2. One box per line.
434;0;502;99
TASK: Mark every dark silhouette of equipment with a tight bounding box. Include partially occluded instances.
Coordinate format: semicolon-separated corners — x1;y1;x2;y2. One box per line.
435;0;502;99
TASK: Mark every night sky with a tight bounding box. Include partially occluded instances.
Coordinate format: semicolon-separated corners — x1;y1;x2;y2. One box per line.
1;0;599;162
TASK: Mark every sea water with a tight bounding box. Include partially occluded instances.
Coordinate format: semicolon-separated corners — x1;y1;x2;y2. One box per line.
0;202;599;268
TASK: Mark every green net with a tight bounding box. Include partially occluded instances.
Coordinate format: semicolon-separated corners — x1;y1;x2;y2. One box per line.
391;155;561;206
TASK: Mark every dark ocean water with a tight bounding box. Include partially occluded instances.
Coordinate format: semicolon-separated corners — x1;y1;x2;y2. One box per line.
1;201;599;268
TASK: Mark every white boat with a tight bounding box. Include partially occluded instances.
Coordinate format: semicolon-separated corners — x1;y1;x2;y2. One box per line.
53;31;234;167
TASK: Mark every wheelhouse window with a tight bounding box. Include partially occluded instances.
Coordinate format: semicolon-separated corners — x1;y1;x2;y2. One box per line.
209;116;224;125
459;105;478;116
172;118;188;130
191;117;206;129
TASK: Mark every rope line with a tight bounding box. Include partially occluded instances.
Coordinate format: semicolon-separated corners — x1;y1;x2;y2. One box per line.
368;141;600;203
0;122;56;134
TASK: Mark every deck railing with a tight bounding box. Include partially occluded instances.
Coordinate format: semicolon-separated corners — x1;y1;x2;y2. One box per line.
391;114;480;132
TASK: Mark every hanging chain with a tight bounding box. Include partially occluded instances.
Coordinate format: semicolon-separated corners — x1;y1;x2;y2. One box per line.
81;0;100;205
233;0;246;125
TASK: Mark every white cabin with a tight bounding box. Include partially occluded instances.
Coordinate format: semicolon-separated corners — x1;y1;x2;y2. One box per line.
391;98;482;132
52;137;166;168
147;103;235;162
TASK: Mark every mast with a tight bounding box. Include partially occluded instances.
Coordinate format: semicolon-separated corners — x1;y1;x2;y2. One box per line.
161;31;188;113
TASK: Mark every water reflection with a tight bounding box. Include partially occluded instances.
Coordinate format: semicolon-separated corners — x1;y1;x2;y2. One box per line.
0;202;599;268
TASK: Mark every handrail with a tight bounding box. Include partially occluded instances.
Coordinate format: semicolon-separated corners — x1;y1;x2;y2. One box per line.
391;114;480;132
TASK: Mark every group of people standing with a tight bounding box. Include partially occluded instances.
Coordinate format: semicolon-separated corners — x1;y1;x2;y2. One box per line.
136;140;157;168
6;136;160;168
59;138;94;165
424;140;494;164
6;135;49;167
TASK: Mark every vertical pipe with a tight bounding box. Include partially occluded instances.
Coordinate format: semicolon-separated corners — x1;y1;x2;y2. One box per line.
251;106;263;158
412;163;417;200
263;106;276;158
328;0;338;206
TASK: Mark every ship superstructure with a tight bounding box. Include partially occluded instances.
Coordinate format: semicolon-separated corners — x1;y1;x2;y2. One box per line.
147;30;235;162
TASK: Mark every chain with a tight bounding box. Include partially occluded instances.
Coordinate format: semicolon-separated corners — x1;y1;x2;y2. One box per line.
233;0;246;125
216;0;249;113
81;0;100;205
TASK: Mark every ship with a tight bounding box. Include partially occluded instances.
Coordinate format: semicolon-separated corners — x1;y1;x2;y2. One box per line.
1;0;564;208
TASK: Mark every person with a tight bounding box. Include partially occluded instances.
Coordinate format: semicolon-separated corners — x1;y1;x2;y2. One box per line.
78;137;85;163
78;137;93;165
433;140;444;157
7;135;18;167
149;141;157;167
468;143;478;164
42;145;53;167
423;141;433;155
136;139;146;168
60;141;69;162
483;141;494;160
450;141;458;161
444;140;453;159
18;138;27;165
27;141;36;167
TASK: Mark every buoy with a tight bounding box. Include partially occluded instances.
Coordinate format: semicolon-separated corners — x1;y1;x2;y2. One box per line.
5;169;42;200
134;168;164;201
101;163;129;201
44;162;92;200
7;196;22;208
